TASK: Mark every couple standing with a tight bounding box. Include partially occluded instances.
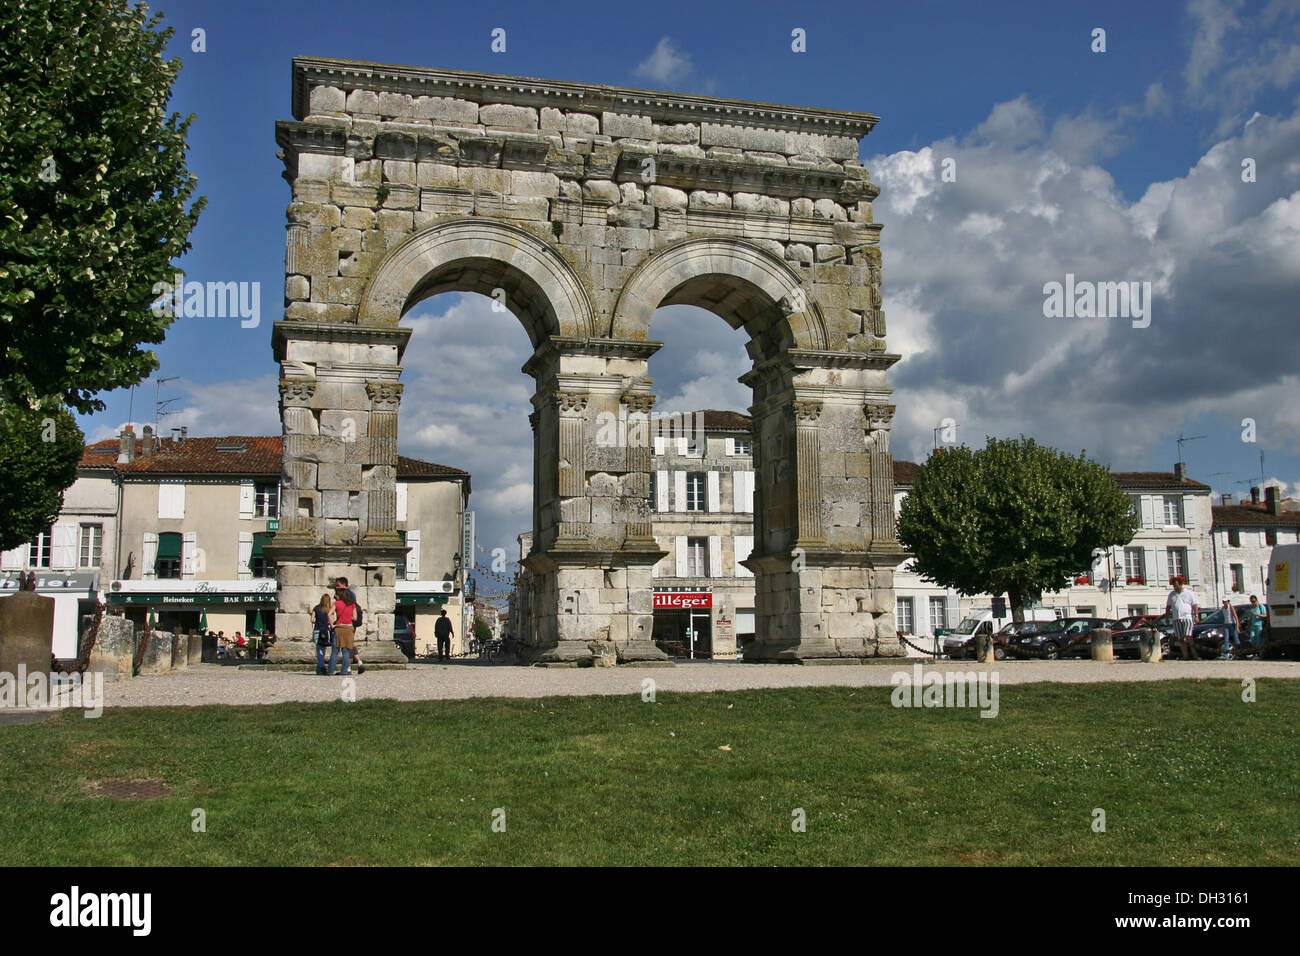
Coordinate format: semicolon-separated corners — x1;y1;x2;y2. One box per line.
312;576;363;675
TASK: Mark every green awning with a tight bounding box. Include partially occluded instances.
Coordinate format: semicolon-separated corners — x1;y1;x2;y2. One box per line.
156;534;182;560
251;532;271;557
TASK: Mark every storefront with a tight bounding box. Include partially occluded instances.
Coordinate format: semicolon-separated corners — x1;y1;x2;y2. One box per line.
105;581;278;639
652;587;713;658
0;571;101;659
395;588;456;655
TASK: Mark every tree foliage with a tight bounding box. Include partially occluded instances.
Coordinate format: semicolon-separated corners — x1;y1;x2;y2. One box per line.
0;0;204;414
896;437;1139;620
0;405;85;552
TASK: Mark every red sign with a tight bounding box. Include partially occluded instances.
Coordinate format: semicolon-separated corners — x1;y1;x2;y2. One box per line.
654;591;713;610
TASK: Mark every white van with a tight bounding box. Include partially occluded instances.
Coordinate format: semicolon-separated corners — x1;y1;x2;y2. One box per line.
1267;544;1299;652
942;605;1059;660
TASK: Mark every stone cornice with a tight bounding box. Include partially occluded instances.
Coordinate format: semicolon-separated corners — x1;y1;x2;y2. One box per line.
271;320;413;363
739;349;901;387
292;57;879;138
616;151;847;200
522;335;664;378
275;120;347;156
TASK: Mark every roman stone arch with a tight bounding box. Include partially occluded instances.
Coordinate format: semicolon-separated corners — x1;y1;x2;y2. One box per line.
611;237;830;354
267;56;905;664
357;218;597;343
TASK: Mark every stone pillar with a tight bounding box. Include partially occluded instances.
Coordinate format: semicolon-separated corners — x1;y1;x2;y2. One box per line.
139;631;174;675
87;615;136;682
0;592;55;695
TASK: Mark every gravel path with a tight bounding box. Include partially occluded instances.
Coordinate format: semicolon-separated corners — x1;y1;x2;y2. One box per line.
65;658;1300;709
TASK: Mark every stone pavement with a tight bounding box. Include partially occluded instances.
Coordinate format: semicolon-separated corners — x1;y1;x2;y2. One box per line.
53;659;1300;709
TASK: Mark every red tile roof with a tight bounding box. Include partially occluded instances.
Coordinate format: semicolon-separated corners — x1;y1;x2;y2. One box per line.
80;435;468;479
652;410;752;431
1212;504;1300;528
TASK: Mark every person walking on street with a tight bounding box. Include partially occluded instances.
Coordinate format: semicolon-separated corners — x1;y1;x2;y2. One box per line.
330;585;358;675
1166;576;1200;660
1219;599;1241;659
434;608;454;662
311;593;335;675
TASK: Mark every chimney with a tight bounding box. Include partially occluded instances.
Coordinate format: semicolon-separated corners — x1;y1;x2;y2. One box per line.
1266;485;1282;516
1250;486;1260;505
1222;493;1233;506
1173;461;1187;481
117;425;135;464
180;426;188;443
141;425;154;456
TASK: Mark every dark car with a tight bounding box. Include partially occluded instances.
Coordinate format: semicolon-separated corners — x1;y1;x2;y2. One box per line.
1004;620;1074;659
394;616;416;660
1056;617;1124;658
1109;611;1234;659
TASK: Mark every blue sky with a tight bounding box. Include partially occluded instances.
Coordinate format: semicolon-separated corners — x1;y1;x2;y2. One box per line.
76;0;1300;565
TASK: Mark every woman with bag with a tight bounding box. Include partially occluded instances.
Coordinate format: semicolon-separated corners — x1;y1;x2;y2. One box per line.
329;584;357;675
311;594;335;675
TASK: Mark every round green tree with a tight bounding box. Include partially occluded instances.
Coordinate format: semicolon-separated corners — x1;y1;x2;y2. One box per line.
0;0;204;414
897;437;1139;624
0;405;85;552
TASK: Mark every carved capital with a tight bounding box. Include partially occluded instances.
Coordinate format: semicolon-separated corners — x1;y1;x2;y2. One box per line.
622;392;656;414
792;399;823;422
555;390;589;414
279;378;317;405
366;381;404;411
865;402;895;452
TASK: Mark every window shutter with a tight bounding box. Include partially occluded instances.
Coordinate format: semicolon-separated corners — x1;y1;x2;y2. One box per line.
1;546;24;570
1182;495;1195;529
143;533;158;579
725;437;735;456
182;531;197;579
404;529;420;578
1142;547;1156;583
396;482;408;523
676;436;688;455
674;536;688;577
237;533;253;581
706;471;720;513
239;480;255;519
158;481;186;519
734;535;754;577
51;523;78;570
673;471;687;512
1155;547;1167;583
708;536;722;578
653;435;665;456
1187;548;1201;584
744;471;756;513
655;470;669;512
1140;496;1155;529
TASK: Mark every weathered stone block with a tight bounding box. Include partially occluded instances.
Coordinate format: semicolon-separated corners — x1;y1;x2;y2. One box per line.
479;104;538;129
582;180;620;203
309;86;346;113
688;190;731;210
602;112;653;139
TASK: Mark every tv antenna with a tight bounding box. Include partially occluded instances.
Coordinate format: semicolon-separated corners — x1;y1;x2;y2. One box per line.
154;376;180;440
1234;450;1267;491
1175;433;1206;462
933;420;959;451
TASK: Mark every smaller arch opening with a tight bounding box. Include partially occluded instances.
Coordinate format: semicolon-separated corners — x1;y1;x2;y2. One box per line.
403;258;557;351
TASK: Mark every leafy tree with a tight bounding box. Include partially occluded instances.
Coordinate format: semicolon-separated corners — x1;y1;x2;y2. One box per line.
473;612;493;645
0;405;85;552
897;437;1138;624
0;0;204;414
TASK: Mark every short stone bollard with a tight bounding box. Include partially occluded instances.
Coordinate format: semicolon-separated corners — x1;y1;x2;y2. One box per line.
1089;628;1114;661
1139;627;1162;663
87;615;136;682
171;632;190;670
187;629;203;666
974;632;995;664
138;630;174;675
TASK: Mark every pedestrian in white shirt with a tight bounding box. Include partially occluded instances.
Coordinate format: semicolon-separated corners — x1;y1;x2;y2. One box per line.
1165;576;1200;660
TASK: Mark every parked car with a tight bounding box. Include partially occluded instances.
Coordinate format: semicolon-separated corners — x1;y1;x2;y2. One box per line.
1108;610;1235;659
1004;619;1072;659
1055;617;1124;658
943;607;1059;660
394;615;416;660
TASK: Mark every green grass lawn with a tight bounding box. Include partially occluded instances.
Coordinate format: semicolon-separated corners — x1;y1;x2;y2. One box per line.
2;679;1296;865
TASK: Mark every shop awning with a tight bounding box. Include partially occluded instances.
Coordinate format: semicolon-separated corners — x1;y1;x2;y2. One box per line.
107;591;277;606
156;534;182;560
251;533;271;557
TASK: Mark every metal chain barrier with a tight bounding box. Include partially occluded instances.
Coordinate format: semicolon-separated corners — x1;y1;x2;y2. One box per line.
897;631;944;657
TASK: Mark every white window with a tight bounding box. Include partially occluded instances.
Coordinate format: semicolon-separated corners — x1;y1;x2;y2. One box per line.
158;480;186;519
1124;547;1144;582
733;439;752;455
928;597;947;632
254;481;279;518
1230;564;1244;592
79;524;103;568
686;473;706;512
687;537;707;577
734;535;754;578
1167;547;1187;580
1162;495;1182;527
1127;605;1147;617
896;597;914;635
28;526;53;568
